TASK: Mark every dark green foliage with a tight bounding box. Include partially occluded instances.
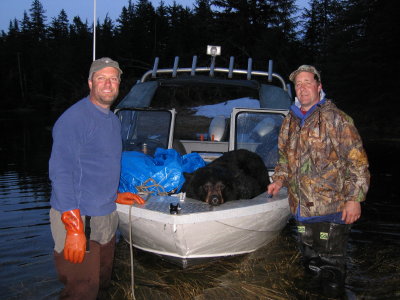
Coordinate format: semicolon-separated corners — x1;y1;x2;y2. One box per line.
1;0;398;139
299;0;399;139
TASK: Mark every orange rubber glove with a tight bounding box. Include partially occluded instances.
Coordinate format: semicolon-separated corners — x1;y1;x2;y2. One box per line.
116;192;145;205
61;209;86;264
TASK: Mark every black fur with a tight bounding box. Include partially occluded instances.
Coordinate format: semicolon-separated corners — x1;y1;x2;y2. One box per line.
182;149;270;205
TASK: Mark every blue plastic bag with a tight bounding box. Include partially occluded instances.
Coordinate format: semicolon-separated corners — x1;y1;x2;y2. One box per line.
119;148;205;195
118;151;155;193
152;148;185;193
182;152;207;173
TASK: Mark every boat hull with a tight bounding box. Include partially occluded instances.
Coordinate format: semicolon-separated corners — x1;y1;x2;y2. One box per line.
117;190;290;266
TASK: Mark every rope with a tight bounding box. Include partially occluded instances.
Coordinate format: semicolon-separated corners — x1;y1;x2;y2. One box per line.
136;178;177;196
128;204;136;300
127;192;153;299
215;220;278;232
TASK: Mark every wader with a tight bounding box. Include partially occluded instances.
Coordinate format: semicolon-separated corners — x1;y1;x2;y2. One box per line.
297;222;351;297
50;209;119;300
54;236;116;300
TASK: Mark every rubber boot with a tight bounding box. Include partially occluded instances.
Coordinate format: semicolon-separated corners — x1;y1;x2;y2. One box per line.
296;223;322;290
54;240;100;300
320;265;345;298
99;236;116;290
297;222;351;297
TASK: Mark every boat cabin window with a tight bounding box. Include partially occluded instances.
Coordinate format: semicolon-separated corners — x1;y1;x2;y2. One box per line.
117;109;173;156
233;111;285;169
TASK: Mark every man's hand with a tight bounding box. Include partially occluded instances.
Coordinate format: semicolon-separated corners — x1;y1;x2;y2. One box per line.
116;192;145;205
267;180;283;197
341;201;361;224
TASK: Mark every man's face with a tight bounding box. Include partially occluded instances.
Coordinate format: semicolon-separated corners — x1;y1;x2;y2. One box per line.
294;71;322;110
88;67;120;109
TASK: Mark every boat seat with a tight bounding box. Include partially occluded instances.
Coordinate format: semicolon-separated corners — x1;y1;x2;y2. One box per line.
173;139;187;155
208;115;228;141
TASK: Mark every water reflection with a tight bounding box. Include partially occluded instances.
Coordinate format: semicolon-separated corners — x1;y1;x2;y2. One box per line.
0;112;61;299
0;170;62;300
0;112;399;299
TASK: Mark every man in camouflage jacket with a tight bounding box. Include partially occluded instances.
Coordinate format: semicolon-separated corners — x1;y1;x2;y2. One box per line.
268;65;370;297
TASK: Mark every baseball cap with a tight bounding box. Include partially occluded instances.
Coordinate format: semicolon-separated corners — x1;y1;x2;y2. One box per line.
88;57;122;80
289;65;321;82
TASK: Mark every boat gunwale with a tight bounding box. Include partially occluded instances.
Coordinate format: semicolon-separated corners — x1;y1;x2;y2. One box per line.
116;189;289;225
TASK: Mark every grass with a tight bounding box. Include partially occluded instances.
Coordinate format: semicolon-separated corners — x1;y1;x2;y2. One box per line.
100;229;328;300
98;220;400;300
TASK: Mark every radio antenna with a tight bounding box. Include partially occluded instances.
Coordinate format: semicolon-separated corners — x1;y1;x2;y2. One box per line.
92;0;97;61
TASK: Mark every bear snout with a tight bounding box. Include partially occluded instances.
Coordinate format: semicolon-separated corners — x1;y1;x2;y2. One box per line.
209;195;222;206
204;187;225;206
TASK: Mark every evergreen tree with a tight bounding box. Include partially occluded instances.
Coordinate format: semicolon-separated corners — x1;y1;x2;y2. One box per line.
212;0;298;71
0;0;395;127
133;0;156;61
115;0;141;76
301;0;341;63
29;0;47;41
323;0;399;101
68;16;92;101
7;19;20;37
153;1;170;57
115;0;135;57
96;15;115;57
69;16;91;39
2;19;25;108
20;11;31;34
116;0;135;35
192;0;216;56
48;9;69;40
47;10;72;107
166;2;194;58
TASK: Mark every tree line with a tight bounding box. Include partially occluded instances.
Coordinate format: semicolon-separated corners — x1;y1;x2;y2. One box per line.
0;0;398;137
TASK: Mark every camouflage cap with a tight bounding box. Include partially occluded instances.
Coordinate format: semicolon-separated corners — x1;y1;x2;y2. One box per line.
88;57;122;80
289;65;321;82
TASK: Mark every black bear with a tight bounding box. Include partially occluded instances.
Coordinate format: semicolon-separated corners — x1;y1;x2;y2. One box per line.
182;149;270;206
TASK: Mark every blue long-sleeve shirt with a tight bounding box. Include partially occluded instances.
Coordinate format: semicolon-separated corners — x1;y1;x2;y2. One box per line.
49;97;122;216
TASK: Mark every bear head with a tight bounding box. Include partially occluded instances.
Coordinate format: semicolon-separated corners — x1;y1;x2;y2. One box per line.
183;165;237;206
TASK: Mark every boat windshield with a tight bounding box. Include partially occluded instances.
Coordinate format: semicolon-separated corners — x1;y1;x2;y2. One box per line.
234;111;285;169
117;109;173;156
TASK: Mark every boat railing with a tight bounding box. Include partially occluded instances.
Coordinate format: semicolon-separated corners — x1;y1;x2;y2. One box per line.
140;55;289;92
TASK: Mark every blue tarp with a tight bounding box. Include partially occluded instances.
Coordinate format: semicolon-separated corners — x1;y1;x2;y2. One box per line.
119;148;205;195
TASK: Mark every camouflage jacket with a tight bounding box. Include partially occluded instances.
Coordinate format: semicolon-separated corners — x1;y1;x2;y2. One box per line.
272;100;370;218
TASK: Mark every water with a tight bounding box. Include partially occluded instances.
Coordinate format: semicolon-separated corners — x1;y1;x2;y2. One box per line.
1;112;399;299
0;112;62;299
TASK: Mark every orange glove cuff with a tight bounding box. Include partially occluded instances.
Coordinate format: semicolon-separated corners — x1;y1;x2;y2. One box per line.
61;209;84;233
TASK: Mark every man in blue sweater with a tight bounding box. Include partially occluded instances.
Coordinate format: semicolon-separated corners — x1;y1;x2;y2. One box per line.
49;57;144;299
